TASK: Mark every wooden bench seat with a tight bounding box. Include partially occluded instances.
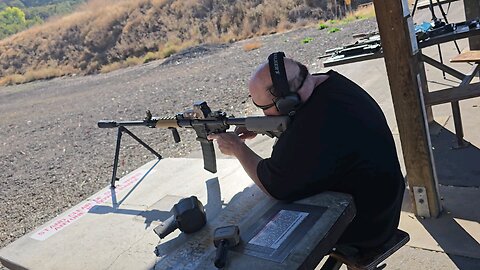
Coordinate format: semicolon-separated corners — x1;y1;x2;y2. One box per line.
450;50;480;63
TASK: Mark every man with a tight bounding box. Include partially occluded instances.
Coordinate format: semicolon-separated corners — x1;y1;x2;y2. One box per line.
207;52;405;248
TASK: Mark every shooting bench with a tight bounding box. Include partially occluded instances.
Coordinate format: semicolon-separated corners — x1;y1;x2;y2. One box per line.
423;50;480;147
0;158;361;270
0;156;411;270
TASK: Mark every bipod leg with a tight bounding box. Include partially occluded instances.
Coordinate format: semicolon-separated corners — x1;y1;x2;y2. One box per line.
110;126;162;188
111;127;123;188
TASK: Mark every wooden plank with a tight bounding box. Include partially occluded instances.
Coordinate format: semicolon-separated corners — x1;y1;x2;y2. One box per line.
450;50;480;63
424;82;480;105
372;0;441;217
416;0;458;9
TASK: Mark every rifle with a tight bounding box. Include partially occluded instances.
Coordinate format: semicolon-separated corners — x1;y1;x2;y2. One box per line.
98;101;289;187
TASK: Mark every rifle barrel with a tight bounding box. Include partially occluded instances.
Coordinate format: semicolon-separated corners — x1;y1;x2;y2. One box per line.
98;120;149;128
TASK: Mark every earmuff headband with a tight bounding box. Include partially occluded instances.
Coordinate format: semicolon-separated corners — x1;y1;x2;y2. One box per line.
268;52;290;97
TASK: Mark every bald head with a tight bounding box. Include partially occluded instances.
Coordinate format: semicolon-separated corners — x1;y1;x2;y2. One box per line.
248;57;308;115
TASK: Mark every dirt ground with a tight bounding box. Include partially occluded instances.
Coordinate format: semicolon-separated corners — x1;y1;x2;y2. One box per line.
0;19;378;249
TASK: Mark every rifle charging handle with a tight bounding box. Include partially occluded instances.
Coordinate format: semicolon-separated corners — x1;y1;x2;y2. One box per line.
153;196;207;239
213;225;240;268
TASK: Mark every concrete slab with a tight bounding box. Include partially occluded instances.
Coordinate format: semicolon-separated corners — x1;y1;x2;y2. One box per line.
430;123;480;187
384;245;479;270
399;185;480;259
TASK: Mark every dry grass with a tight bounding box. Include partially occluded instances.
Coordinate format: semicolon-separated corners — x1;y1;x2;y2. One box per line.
100;57;143;73
348;3;375;21
243;40;263;52
317;3;375;32
0;66;78;85
0;0;370;85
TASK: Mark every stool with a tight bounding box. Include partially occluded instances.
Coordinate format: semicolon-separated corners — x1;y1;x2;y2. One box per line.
320;229;410;270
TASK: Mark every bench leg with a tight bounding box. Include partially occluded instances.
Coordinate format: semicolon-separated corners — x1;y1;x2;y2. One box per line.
451;101;467;148
449;63;480;148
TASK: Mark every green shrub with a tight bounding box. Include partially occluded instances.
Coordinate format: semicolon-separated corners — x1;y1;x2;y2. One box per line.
143;51;158;63
328;19;338;25
160;47;177;58
317;23;328;30
328;27;340;33
302;37;313;44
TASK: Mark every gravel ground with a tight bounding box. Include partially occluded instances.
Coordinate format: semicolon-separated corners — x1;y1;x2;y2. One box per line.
0;19;378;250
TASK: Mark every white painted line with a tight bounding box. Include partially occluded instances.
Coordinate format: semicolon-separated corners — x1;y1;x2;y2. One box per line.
30;171;145;241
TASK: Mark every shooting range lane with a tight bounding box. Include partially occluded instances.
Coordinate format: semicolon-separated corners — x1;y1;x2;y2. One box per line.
0;158;355;270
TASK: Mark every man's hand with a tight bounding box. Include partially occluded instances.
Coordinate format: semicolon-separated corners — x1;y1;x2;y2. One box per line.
207;132;245;156
234;126;257;140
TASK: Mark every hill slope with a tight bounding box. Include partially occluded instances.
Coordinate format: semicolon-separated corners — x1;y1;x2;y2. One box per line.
0;0;369;85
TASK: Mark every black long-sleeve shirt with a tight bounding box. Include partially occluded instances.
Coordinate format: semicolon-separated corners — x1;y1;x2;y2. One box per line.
257;70;405;247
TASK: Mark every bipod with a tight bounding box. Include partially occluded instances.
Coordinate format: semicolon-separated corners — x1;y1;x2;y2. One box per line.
110;126;162;188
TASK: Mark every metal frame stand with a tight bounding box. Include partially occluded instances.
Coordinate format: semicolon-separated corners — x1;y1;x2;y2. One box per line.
450;63;480;148
110;126;162;188
412;0;461;78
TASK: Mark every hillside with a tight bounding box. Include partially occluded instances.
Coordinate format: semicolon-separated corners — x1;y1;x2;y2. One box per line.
0;0;371;85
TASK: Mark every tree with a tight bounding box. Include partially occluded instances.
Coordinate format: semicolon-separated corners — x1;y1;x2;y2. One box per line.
0;7;28;39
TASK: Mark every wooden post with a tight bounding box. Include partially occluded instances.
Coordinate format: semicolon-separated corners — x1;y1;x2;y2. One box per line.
464;0;480;50
372;0;442;217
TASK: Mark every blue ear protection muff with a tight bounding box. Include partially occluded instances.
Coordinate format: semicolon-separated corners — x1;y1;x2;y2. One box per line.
268;52;302;115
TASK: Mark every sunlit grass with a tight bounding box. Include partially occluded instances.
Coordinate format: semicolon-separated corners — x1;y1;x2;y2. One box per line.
0;66;78;85
317;3;375;34
243;40;263;51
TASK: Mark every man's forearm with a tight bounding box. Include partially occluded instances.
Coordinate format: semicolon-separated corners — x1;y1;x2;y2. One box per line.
234;144;271;196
